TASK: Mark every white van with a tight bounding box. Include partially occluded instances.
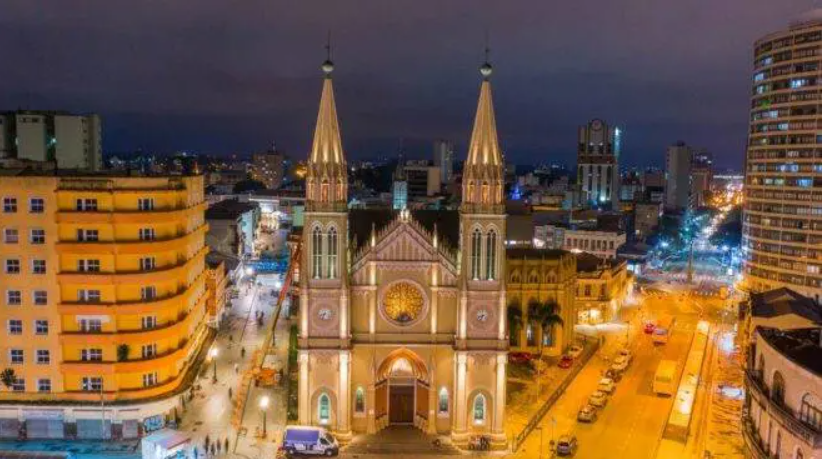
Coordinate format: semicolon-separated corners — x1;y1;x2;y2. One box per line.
281;425;339;456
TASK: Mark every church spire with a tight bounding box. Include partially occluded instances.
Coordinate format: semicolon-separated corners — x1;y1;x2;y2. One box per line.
306;46;348;208
462;52;504;210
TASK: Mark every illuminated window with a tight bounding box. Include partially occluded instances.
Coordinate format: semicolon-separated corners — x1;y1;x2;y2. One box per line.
471;229;482;280
312;226;323;279
486;230;497;280
318;393;331;424
438;387;449;414
473;394;486;425
327;227;338;279
354;387;365;414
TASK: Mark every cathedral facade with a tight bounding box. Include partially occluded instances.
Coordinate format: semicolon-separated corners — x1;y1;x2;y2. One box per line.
297;57;507;447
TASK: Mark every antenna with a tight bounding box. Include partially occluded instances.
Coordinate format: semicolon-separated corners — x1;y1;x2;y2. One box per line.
484;28;491;64
326;30;332;61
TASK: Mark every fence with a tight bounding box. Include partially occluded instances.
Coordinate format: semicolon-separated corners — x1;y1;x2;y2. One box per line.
511;340;600;452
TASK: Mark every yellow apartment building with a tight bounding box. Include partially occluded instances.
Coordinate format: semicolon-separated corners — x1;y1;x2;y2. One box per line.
0;171;210;439
575;253;632;325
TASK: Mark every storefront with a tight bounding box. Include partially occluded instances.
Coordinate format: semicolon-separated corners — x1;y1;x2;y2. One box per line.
24;410;64;439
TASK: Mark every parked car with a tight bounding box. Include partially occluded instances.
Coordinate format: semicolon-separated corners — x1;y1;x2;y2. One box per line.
577;404;598;423
611;355;630;372
567;344;584;358
556;434;578;456
597;377;616;394
604;368;623;382
644;322;656;334
618;348;633;364
558;355;574;369
509;352;533;364
589;390;608;407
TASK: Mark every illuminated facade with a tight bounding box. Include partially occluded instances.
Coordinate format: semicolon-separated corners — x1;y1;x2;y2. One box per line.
0;172;209;439
744;12;822;301
577;119;621;207
298;57;508;447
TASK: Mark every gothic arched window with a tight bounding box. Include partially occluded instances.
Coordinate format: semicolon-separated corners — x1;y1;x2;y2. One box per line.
772;371;786;406
471;229;482;280
486;229;497;280
438;387;449;414
354;386;365;414
318;393;331;424
327;227;338;279
312;226;323;279
473;394;486;425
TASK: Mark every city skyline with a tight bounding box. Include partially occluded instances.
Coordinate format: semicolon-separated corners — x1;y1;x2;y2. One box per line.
0;0;815;169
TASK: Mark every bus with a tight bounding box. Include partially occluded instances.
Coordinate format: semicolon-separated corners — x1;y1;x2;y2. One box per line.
652;316;676;344
653;360;678;396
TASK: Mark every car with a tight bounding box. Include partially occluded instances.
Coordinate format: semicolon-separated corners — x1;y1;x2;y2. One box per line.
556;434;578;456
604;368;623;382
597;377;616;394
644;322;656;334
577;404;598;423
558;355;574;369
611;355;630;372
618;348;633;364
588;390;608;407
567;344;584;358
509;352;533;364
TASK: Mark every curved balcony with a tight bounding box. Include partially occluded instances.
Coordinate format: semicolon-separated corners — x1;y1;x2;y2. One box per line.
55;224;207;255
742;415;769;459
56;247;207;285
55;202;206;224
60;334;198;375
745;370;822;448
57;274;205;316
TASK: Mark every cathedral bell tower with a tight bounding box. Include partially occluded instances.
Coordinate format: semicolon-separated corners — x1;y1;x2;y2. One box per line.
298;55;353;439
453;54;508;447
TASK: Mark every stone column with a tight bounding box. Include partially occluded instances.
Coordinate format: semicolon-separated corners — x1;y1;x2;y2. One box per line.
430;290;438;335
339;291;349;339
298;352;310;425
493;353;507;438
369;289;377;336
300;294;309;339
451;352;468;443
458;292;468;340
498;292;506;341
427;356;438;434
337;351;352;440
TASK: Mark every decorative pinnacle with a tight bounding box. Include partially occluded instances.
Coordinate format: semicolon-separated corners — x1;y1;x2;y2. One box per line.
480;37;492;78
322;31;334;75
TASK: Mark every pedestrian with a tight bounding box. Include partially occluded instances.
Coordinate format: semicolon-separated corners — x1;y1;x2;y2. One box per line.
241;347;246;358
224;438;229;452
228;387;233;399
210;444;216;456
193;446;199;459
234;363;239;374
205;434;211;449
216;440;222;454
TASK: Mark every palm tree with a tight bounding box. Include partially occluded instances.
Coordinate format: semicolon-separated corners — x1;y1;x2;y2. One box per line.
1;369;16;390
507;299;523;346
528;299;564;350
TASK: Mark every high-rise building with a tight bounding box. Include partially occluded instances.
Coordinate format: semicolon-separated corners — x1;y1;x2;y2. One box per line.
577;119;621;207
691;148;713;208
744;12;822;299
432;140;454;184
664;141;692;212
251;149;285;190
392;152;408;210
0;111;102;171
0;172;209;438
403;160;441;198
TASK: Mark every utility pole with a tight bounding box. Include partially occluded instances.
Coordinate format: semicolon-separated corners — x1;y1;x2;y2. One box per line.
100;381;106;439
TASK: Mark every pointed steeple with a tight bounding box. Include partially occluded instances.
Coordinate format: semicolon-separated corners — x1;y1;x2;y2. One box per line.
462;52;504;210
306;49;348;208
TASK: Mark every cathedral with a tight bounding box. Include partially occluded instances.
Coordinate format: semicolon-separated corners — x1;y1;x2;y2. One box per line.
297;55;508;448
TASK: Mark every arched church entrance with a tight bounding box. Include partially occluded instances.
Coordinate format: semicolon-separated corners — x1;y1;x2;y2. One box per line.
376;349;429;428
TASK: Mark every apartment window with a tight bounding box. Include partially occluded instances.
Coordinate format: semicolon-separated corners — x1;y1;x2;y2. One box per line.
142;372;158;387
11;378;24;392
4;228;18;244
75;199;97;211
35;320;48;335
9;349;23;364
3;197;17;213
5;259;20;274
8;320;22;334
81;377;103;391
78;289;101;303
7;290;21;306
32;259;46;274
141;316;157;329
79;319;102;333
78;259;100;272
141;344;157;359
30;228;45;244
138;198;155;211
140;257;156;271
138;228;156;241
29;198;44;213
33;290;47;305
37;378;51;393
81;348;103;361
141;286;157;301
36;350;50;364
77;229;99;242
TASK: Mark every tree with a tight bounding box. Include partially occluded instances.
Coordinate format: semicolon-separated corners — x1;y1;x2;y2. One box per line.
1;369;16;390
232;178;265;194
507;299;523;346
117;344;130;362
528;299;564;348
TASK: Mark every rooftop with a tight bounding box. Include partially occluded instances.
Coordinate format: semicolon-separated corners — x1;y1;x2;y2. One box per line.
750;287;822;323
757;327;822;378
205;199;259;220
506;247;571;260
349;209;459;251
575;252;623;272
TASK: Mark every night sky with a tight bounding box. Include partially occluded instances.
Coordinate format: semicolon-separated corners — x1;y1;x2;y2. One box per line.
0;1;814;169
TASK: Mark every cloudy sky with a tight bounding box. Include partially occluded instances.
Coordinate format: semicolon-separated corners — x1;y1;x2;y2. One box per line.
0;0;814;168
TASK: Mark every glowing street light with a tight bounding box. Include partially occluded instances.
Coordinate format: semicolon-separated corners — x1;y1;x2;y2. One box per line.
210;347;219;383
259;395;270;437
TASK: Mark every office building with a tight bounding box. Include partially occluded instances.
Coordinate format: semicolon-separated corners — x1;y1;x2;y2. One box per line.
634;201;663;241
403;160;441;198
577;119;621;207
432;140;454;185
743;12;822;299
0;111;102;171
392;158;408;210
251;149;285;190
691;149;713;208
664;141;693;212
0;172;209;439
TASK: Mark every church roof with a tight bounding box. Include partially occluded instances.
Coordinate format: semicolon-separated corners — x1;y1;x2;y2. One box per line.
309;66;346;169
349;209;459;251
465;76;502;171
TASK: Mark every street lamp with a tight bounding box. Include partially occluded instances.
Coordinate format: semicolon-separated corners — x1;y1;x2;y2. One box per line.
259;395;270;438
210;347;219;383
